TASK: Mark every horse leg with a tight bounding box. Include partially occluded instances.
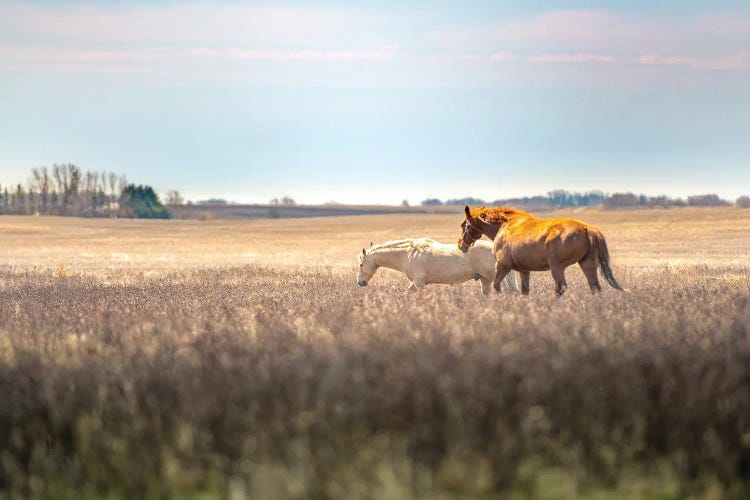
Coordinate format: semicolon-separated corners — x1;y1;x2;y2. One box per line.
504;270;518;291
549;264;568;296
579;257;601;293
493;262;513;293
410;276;427;292
519;270;530;296
479;277;492;295
546;240;569;296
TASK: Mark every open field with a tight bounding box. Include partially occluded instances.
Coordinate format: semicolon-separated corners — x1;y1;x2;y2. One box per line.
2;206;749;273
168;202;465;221
2;208;750;498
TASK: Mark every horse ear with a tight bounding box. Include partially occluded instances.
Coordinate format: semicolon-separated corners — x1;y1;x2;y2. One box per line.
362;248;366;256
370;241;373;248
464;205;471;218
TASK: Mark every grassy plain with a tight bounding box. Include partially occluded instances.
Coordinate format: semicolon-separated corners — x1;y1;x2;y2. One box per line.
1;207;750;498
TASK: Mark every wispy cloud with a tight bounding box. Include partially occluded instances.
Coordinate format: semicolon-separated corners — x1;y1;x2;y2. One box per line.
0;3;349;47
638;53;750;70
1;45;174;63
489;52;516;62
489;9;750;71
1;1;749;84
191;48;396;62
0;2;403;79
529;53;615;64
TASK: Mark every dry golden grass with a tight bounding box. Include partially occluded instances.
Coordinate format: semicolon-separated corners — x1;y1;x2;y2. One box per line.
1;207;750;498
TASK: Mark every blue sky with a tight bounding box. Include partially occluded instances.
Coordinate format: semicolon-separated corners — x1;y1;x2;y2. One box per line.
1;1;749;204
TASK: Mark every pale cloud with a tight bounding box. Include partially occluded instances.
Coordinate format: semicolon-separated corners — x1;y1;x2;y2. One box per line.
1;45;174;63
494;10;718;54
0;1;402;77
2;45;396;65
0;3;350;47
1;1;749;82
638;53;750;70
529;53;615;64
498;10;651;48
194;48;396;62
489;52;516;62
490;10;750;71
707;54;750;71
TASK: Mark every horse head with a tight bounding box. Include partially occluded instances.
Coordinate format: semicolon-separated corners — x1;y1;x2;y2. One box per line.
458;205;485;253
356;247;376;286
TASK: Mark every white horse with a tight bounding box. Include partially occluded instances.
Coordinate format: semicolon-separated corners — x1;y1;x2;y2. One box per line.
356;238;517;294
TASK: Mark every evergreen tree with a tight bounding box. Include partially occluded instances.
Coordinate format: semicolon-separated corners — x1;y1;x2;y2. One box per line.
118;184;170;219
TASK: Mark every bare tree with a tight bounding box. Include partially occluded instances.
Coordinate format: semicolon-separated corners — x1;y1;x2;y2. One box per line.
31;167;52;213
13;183;26;214
66;164;82;215
118;175;128;196
108;173;118;203
10;165;132;216
83;170;96;214
97;172;108;211
50;189;58;212
52;165;65;214
27;181;38;214
165;190;184;206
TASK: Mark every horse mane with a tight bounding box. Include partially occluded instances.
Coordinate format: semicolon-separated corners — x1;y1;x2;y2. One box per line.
470;206;530;223
367;238;435;254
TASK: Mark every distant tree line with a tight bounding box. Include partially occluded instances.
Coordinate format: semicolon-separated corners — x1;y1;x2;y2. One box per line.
189;196;297;206
0;164;169;218
196;198;228;206
603;193;734;209
270;196;296;206
422;191;607;208
422;190;750;209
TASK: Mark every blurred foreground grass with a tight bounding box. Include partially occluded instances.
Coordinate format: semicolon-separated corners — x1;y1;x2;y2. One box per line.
2;264;750;498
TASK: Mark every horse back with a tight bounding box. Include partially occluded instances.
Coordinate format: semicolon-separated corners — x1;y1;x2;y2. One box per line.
500;216;595;269
409;241;482;283
504;216;591;242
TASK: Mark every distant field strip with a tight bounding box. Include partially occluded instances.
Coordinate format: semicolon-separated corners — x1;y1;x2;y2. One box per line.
1;207;748;272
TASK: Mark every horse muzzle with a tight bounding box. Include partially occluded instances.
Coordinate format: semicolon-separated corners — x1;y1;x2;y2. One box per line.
357;280;368;287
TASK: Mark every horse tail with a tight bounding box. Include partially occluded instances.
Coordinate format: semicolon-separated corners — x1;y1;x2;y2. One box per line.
587;228;623;291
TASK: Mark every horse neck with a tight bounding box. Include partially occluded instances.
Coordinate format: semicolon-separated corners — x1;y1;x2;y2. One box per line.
481;221;503;240
368;247;407;272
481;213;528;239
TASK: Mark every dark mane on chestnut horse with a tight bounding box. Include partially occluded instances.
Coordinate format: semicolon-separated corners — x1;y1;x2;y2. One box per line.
458;205;623;296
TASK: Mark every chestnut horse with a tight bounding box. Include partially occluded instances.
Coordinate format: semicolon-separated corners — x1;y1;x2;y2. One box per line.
458;206;623;296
